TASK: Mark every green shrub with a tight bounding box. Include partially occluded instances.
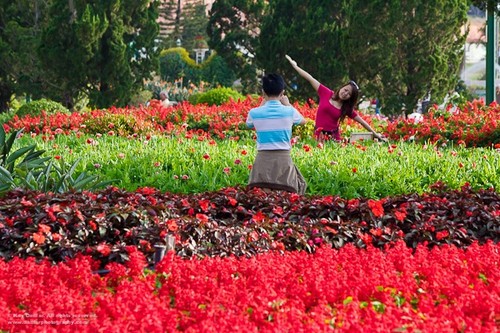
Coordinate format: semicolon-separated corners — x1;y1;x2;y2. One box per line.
195;87;244;106
200;54;237;87
187;93;202;105
0;109;17;125
129;90;153;107
83;113;156;136
16;99;70;118
159;47;201;83
83;114;137;136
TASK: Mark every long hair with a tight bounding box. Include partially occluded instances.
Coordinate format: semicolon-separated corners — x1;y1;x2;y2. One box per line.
333;81;360;122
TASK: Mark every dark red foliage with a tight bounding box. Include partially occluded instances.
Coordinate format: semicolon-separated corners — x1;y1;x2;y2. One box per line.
0;185;498;268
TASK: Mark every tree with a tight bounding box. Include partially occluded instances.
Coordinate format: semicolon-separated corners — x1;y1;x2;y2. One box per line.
0;1;18;112
0;0;52;112
342;0;469;115
208;0;469;114
39;0;160;110
207;0;267;93
258;0;347;101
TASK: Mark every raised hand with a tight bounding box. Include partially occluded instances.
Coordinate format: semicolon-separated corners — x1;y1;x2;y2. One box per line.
285;54;297;67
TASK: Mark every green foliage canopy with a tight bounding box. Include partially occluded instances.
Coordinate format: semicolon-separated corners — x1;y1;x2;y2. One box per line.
208;0;470;115
39;0;160;110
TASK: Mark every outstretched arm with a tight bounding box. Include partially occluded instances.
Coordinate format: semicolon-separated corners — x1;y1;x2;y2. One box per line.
353;115;388;142
286;55;320;92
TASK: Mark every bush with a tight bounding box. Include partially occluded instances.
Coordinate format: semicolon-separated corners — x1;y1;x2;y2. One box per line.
16;99;70;118
195;87;244;106
187;93;202;105
83;114;138;136
129;90;153;107
0;109;17;125
159;48;200;83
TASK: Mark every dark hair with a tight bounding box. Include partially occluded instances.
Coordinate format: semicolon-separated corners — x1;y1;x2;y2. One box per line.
333;81;360;122
262;73;285;97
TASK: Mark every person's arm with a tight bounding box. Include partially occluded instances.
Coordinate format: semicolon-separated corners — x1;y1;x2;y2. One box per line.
286;55;321;92
280;95;306;125
353;115;387;142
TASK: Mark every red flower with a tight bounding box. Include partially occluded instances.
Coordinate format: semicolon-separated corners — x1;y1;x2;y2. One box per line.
196;213;209;223
271;241;285;251
358;231;373;245
272;206;284;215
199;200;210;212
97;243;111;256
352;167;357;173
20;197;34;207
252;211;266;223
167;219;178;232
347;199;360;210
51;233;62;242
394;208;407;222
33;232;46;245
367;199;384;218
38;224;51;234
436;230;449;240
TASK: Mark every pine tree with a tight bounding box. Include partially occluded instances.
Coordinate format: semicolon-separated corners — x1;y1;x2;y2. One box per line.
39;0;160;109
0;0;51;112
258;0;347;101
207;0;267;93
343;0;469;114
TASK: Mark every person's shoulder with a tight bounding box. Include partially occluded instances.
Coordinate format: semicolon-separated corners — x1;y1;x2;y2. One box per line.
318;84;332;95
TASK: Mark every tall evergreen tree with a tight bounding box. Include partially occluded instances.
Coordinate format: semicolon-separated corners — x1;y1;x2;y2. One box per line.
0;0;51;112
343;0;469;114
39;0;160;109
258;0;347;101
207;0;267;93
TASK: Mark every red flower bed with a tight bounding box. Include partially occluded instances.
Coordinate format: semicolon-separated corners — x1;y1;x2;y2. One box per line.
0;242;498;332
3;98;379;140
2;98;318;139
386;100;500;146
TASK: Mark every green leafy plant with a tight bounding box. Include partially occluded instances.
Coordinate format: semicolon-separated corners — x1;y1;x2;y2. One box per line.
16;98;70;118
0;127;111;195
195;87;244;106
0;127;50;193
18;158;114;193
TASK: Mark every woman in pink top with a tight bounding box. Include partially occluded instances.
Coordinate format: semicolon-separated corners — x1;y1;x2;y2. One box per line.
286;55;386;142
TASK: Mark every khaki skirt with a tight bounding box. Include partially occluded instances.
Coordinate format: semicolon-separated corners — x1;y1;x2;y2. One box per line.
248;150;307;194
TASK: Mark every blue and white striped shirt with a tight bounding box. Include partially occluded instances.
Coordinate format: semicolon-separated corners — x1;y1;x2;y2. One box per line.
246;100;304;150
